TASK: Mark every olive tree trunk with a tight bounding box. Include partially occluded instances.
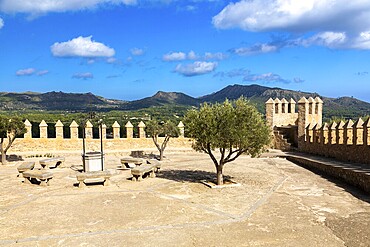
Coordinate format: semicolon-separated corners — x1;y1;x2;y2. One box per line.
0;141;6;165
152;135;170;161
216;164;224;185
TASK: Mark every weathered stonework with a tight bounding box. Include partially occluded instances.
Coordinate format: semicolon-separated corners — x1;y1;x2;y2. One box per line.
55;120;64;139
70;120;79;139
10;137;192;153
112;121;120;139
267;97;370;165
138;121;146;139
125;121;134;139
11;120;190;153
178;121;185;138
39;120;48;139
85;120;93;139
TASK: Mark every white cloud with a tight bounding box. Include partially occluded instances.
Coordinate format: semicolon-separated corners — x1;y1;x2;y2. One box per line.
106;57;117;63
174;61;217;77
187;50;198;60
51;36;115;58
16;68;49;76
130;48;144;56
16;68;35;76
350;31;370;49
293;77;305;83
213;0;370;32
163;52;186;61
215;68;303;84
213;0;370;50
163;50;228;61
214;68;250;78
0;18;4;29
231;44;279;56
244;72;291;84
0;0;137;16
300;32;346;49
72;72;93;80
37;70;49;76
204;52;228;60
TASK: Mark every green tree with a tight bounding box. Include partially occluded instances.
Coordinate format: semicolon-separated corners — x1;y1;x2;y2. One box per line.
146;120;180;161
0;116;26;165
184;97;270;185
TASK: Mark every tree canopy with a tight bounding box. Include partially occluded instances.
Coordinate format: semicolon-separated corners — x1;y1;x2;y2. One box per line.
0;116;26;165
184;97;270;185
146;120;180;160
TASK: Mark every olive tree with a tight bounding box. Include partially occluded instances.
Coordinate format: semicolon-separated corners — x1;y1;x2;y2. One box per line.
146;120;180;161
0;116;26;165
184;97;270;185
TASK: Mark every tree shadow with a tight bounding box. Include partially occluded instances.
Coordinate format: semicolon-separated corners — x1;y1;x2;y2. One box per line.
130;151;161;160
3;154;24;162
157;169;233;183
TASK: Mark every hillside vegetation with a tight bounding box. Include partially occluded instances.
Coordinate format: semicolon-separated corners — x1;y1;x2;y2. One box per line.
0;84;369;122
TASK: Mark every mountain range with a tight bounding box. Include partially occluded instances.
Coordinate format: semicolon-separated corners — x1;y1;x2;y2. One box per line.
1;84;369;120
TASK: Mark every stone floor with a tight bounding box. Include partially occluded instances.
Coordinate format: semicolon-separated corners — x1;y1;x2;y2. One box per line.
0;149;369;246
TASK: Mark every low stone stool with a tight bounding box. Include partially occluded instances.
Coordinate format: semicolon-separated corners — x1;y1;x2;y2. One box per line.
131;164;156;182
22;169;53;186
17;162;35;176
147;159;161;172
76;170;114;188
39;157;65;169
119;157;145;169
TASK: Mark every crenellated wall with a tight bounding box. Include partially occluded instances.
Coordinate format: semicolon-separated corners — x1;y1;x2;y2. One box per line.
265;98;298;127
266;97;370;165
301;117;370;164
9;120;189;153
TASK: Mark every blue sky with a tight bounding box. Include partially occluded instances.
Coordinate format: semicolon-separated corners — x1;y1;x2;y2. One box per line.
0;0;370;102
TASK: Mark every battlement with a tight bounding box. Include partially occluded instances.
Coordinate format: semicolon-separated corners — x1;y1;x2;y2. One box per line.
301;117;370;164
265;98;298;128
7;120;189;154
23;119;185;139
266;97;370;165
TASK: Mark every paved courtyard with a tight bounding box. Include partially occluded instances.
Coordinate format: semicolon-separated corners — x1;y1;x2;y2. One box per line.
0;150;369;246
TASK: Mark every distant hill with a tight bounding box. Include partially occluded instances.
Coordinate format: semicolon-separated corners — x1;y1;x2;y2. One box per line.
0;85;369;120
0;91;127;112
125;91;200;110
199;84;370;119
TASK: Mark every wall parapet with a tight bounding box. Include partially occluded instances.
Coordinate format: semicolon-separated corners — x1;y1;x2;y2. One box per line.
301;117;370;165
22;119;185;140
265;97;298;128
8;119;189;153
266;97;369;165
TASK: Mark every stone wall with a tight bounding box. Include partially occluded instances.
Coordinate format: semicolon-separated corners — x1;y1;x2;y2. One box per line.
10;137;193;153
300;117;370;165
8;119;191;153
266;97;370;165
286;156;370;193
265;98;298;128
266;96;322;149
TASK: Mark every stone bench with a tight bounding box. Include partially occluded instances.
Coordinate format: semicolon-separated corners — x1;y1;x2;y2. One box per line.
119;157;145;169
130;150;144;158
76;170;114;188
23;169;53;186
39;157;65;169
17;162;35;176
146;159;161;172
131;164;156;182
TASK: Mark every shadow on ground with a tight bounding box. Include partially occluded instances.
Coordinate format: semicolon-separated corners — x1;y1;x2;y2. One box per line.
157;169;232;183
3;154;23;162
290;161;370;203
